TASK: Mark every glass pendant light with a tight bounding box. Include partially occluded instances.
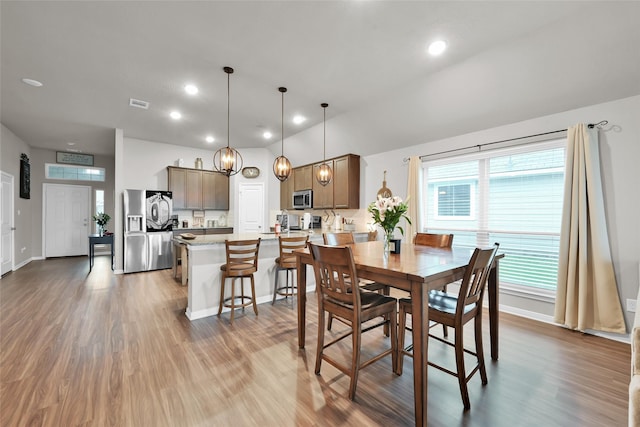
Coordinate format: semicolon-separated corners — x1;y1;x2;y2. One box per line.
273;87;292;181
213;66;243;176
315;103;332;186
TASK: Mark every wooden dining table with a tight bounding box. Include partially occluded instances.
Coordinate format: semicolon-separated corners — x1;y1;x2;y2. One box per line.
294;240;502;427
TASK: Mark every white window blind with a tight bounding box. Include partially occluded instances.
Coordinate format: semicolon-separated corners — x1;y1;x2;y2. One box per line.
423;139;565;291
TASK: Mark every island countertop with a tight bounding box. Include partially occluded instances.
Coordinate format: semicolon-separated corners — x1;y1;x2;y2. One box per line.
174;231;319;245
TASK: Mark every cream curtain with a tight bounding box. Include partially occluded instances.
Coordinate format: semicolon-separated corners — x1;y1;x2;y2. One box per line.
406;156;422;239
554;124;625;333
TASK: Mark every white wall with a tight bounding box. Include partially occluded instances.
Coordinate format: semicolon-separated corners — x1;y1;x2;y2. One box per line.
0;124;32;268
361;95;640;334
117;137;282;270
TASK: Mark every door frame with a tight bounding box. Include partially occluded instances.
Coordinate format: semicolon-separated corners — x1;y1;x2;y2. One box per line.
1;171;15;275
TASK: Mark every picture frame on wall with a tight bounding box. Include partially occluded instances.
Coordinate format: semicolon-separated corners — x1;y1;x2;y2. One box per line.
20;153;30;199
56;151;94;166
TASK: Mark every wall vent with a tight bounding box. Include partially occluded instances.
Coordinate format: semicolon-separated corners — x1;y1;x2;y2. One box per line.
129;98;150;109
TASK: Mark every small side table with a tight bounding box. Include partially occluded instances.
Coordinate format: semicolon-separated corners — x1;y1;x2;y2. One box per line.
89;234;114;272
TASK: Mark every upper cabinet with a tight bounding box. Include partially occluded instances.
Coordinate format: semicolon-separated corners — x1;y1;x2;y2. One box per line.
168;166;229;210
333;154;360;209
280;154;359;210
294;165;313;191
280;169;295;210
312;161;334;209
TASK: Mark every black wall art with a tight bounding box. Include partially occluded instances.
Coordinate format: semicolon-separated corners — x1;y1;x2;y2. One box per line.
20;153;30;199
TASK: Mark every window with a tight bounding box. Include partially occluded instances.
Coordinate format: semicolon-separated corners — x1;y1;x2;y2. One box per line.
423;139;565;292
46;164;105;182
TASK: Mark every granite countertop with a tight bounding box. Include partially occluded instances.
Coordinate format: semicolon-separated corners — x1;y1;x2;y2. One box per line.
174;231;319;245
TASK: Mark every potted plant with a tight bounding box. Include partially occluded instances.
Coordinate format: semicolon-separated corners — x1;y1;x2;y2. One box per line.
93;212;111;236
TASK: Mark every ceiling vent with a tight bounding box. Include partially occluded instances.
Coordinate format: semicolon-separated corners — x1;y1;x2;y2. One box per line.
129;98;150;109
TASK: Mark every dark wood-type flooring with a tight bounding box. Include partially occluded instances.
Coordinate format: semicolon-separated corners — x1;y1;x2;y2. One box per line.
0;255;630;426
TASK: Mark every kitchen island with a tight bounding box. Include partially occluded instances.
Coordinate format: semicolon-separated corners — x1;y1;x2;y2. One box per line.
174;231;323;320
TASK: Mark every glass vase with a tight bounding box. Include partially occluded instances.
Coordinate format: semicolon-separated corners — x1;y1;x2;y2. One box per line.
98;225;104;236
383;230;393;255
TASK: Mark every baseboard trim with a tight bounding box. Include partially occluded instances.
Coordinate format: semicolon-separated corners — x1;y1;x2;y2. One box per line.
499;304;630;344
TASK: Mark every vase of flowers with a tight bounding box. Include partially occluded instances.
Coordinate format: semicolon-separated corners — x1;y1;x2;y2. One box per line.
367;195;411;255
93;212;111;236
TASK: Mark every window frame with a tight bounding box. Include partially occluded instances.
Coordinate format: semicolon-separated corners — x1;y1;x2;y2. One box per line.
422;138;566;295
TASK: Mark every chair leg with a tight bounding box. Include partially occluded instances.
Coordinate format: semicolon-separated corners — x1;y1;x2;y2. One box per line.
272;266;280;305
218;273;227;316
475;314;487;385
454;324;470;410
390;305;398;375
250;274;258;316
442;285;448;338
230;278;236;324
348;317;362;401
315;304;325;375
381;286;390;337
327;313;334;331
397;303;408;375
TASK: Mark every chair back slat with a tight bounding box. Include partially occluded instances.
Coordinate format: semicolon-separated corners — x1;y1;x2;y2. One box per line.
323;232;355;246
278;235;308;268
413;233;454;248
456;243;499;316
225;239;261;269
309;243;360;307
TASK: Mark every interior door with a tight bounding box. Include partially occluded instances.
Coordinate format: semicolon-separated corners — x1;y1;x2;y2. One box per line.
1;172;14;275
44;183;91;257
238;183;264;233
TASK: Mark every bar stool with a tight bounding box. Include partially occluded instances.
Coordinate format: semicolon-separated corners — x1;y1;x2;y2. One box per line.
218;238;261;324
273;235;308;304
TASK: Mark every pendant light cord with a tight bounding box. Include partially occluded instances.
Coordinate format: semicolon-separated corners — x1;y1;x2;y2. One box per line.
227;71;230;149
281;90;284;156
322;103;328;161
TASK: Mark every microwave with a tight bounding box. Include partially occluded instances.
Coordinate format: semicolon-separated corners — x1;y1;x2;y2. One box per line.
292;189;313;209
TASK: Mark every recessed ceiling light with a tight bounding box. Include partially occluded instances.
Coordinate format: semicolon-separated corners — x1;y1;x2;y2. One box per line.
185;84;198;95
263;131;272;139
206;135;215;143
292;115;306;125
428;40;447;56
22;78;43;87
170;111;182;120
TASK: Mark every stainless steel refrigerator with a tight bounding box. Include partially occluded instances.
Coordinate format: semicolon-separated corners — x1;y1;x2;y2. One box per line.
124;189;173;273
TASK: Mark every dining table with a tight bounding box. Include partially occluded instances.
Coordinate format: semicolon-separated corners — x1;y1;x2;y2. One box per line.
294;240;503;427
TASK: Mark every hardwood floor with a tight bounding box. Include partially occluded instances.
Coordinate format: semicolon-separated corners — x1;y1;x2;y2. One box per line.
0;256;630;426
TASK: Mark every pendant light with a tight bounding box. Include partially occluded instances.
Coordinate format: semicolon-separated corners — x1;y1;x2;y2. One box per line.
315;103;333;186
213;66;243;176
273;87;292;181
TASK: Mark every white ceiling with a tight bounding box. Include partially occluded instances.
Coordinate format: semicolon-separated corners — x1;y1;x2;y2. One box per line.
2;1;639;159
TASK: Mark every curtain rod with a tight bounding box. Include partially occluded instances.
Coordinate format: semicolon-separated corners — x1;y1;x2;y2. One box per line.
403;120;608;162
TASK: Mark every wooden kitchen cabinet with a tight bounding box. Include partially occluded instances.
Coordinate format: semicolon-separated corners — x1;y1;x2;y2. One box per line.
333;154;360;209
312;161;334;209
294;165;313;191
168;167;187;209
168;166;229;210
202;171;229;210
280;170;295;210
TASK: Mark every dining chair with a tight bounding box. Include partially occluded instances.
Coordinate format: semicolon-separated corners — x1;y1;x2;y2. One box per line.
308;242;398;401
322;232;391;334
272;235;309;304
397;243;499;410
218;238;261;324
413;232;455;336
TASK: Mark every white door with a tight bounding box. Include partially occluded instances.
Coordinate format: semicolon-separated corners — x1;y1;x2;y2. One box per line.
1;172;14;275
238;183;264;233
44;183;91;257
